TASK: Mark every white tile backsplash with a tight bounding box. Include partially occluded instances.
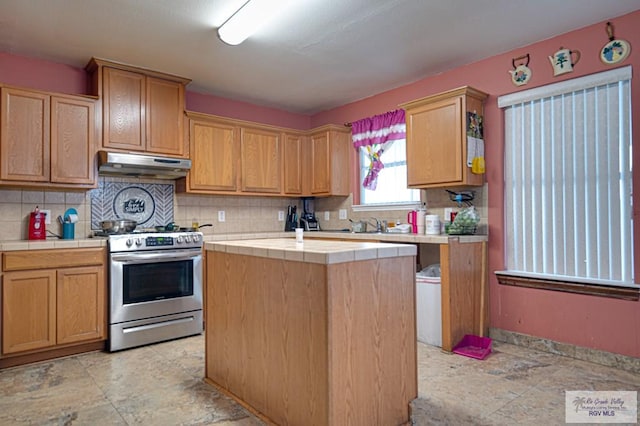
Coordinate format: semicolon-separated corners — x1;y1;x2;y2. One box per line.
0;180;488;240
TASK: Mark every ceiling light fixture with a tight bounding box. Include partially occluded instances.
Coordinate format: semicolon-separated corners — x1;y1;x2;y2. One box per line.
217;0;291;46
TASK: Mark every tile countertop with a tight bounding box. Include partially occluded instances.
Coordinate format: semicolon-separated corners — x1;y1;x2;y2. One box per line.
205;238;417;265
0;238;107;251
0;231;486;252
204;231;487;244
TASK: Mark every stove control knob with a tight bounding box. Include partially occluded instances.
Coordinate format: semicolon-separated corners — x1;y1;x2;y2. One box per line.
126;238;134;247
192;234;201;242
185;234;192;243
135;238;143;246
177;235;184;244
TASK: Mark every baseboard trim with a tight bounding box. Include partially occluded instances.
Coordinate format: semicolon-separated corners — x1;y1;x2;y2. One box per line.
489;328;640;374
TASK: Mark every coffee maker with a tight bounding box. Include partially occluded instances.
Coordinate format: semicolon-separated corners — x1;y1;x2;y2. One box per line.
299;197;319;231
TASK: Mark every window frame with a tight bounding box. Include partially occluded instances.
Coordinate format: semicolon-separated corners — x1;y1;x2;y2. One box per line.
496;66;636;297
353;137;420;210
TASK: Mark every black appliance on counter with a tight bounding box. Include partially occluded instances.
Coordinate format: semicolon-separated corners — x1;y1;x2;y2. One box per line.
299;197;320;231
284;205;298;231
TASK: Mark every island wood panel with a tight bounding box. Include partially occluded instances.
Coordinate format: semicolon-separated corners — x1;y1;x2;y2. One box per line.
3;248;105;271
206;250;416;425
327;257;417;426
439;239;487;351
206;253;328;425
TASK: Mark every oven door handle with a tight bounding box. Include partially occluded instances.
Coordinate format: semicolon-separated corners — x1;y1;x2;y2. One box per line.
111;250;201;264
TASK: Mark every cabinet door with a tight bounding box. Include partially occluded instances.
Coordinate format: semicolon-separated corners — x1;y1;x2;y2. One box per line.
57;266;106;345
0;88;50;182
283;133;303;195
146;77;185;156
50;96;96;184
310;131;330;195
327;129;351;196
240;127;281;193
102;67;145;151
188;119;238;191
2;270;57;354
406;95;463;187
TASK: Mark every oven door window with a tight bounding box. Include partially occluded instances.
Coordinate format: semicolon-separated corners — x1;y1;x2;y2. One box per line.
123;260;193;304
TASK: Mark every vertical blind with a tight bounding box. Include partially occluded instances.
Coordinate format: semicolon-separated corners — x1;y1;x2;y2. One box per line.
498;66;633;286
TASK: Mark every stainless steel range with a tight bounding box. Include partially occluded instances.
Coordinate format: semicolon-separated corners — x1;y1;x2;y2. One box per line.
107;231;203;351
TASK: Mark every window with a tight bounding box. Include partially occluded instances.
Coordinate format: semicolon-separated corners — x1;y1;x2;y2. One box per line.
498;66;633;287
358;138;420;206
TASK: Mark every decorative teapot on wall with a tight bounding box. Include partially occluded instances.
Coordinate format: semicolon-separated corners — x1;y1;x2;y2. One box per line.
549;47;581;76
509;54;531;86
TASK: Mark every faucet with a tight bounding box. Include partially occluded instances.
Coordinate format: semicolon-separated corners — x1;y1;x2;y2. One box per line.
368;217;384;233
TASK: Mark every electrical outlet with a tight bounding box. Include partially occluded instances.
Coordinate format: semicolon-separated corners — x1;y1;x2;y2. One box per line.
42;209;52;224
339;209;347;220
218;210;226;222
278;210;285;221
324;211;330;221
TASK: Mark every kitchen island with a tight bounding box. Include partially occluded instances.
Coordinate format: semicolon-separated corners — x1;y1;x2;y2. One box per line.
204;238;417;426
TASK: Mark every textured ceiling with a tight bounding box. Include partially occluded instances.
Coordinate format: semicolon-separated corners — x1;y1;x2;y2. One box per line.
1;0;639;114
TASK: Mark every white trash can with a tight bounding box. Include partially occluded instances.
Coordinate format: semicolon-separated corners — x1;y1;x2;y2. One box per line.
416;266;442;347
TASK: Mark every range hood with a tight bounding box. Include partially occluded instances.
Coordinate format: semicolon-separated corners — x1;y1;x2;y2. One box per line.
98;151;191;179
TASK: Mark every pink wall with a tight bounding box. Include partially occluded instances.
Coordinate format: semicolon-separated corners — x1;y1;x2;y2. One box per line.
0;52;310;130
186;91;310;130
315;10;640;357
0;52;87;94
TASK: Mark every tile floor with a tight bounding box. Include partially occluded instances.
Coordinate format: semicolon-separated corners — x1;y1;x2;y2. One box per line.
0;335;638;425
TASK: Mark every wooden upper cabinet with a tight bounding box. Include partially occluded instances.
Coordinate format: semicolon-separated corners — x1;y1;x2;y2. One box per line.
86;58;190;157
2;269;57;354
401;86;487;188
240;127;281;193
102;67;145;151
307;126;350;196
283;132;304;195
185;115;238;192
177;112;351;197
0;87;96;188
0;87;50;182
50;96;95;184
146;76;185;156
309;131;330;194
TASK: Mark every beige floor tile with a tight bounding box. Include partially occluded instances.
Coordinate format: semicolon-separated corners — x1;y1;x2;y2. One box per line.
2;335;639;426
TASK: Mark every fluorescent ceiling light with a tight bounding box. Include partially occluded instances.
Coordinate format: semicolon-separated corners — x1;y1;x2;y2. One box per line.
218;0;291;46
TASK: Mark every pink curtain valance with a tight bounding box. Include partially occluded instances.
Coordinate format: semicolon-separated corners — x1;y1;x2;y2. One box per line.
351;109;406;148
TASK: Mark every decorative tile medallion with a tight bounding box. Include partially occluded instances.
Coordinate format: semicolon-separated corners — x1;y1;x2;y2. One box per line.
90;181;174;229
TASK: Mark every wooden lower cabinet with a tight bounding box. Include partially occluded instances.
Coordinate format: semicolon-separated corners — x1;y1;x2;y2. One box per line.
1;249;107;366
57;266;105;345
2;270;57;354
